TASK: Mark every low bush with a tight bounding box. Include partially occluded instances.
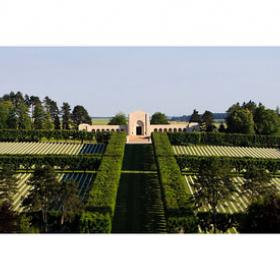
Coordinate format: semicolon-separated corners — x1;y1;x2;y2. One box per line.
152;133;198;233
0;154;101;170
81;132;126;233
168;132;280;147
176;155;280;174
0;129;111;143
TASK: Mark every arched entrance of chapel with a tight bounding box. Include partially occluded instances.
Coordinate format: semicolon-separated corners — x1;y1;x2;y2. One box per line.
136;120;144;135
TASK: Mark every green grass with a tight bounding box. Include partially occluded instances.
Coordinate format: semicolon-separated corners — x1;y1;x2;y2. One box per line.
91;118;110;125
112;143;166;233
122;144;157;171
112;173;166;233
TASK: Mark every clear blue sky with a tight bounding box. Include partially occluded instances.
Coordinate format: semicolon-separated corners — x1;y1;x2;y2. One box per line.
0;47;279;116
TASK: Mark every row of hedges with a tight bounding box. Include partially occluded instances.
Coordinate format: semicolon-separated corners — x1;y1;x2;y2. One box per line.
176;155;280;174
152;133;198;233
168;132;280;147
0;154;102;170
80;132;127;233
0;129;111;143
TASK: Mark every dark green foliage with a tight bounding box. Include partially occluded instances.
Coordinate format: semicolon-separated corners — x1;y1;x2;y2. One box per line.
191;159;236;233
168;131;280;147
22;165;60;232
56;180;83;225
80;212;111;233
33;101;46;129
189;109;201;123
72;105;92;129
201;110;215;132
242;166;274;203
108;112;127;125
0;164;18;205
176;155;280;174
254;105;280;135
150;112;169;124
82;132;126;233
61;102;72;130
112;173;166;233
166;215;198;233
0;154;101;170
152;133;198;233
226;108;255;134
238;193;280;233
43;96;61;130
0;202;18;233
0;129;106;142
122;144;157;171
226;101;280;135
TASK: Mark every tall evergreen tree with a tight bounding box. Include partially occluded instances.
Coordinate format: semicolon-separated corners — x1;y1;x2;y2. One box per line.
33;101;46;129
71;105;91;129
57;180;83;226
6;107;18;129
22;166;60;233
0;164;18;206
242;166;274;204
61;102;72;130
44;96;60;129
201;110;215;132
192;159;236;233
189;109;201;123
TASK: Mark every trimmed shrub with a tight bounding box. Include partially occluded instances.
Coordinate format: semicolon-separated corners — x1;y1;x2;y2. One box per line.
0;129;111;143
81;132;126;233
80;212;111;233
168;132;280;147
176;155;280;174
0;154;101;170
152;133;198;233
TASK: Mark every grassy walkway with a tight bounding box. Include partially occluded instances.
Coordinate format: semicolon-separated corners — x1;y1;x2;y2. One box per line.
112;144;166;233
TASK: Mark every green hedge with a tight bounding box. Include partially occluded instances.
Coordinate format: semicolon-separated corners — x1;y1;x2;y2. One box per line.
152;133;197;233
0;154;101;170
168;132;280;147
80;132;126;233
0;129;111;143
176;155;280;174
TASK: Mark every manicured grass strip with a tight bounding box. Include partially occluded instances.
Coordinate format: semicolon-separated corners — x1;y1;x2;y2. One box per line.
122;144;157;171
112;173;166;233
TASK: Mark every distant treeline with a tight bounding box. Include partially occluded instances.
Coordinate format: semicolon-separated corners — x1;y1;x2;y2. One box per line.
0;91;92;131
170;113;227;122
0;129;110;143
171;101;280;136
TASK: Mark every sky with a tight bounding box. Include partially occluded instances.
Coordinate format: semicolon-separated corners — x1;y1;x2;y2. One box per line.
0;47;279;117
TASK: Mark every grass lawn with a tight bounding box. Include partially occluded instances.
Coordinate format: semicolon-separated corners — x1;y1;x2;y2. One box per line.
91;118;110;125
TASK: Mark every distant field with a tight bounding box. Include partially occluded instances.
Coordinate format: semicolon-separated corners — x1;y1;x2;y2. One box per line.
173;145;280;159
12;172;96;212
0;142;106;155
91;118;110;125
184;175;280;214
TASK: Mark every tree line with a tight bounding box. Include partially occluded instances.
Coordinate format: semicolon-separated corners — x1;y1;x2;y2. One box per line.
0;91;92;130
189;100;280;135
0;164;83;233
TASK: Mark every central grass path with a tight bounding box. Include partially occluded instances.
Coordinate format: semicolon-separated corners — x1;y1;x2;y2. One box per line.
112;144;166;233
